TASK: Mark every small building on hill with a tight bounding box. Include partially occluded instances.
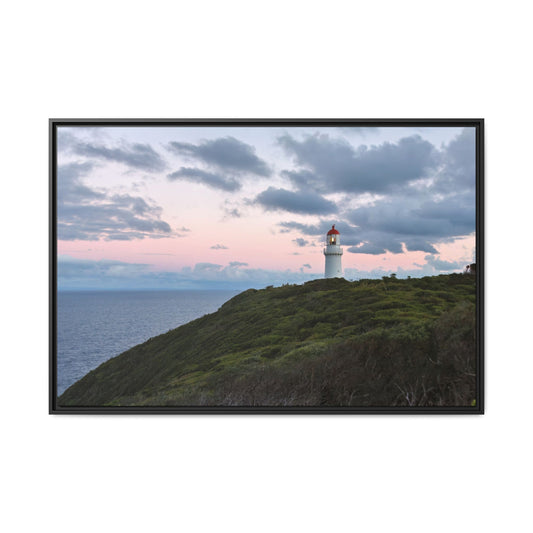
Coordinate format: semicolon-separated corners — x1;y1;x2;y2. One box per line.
323;225;343;278
465;263;476;275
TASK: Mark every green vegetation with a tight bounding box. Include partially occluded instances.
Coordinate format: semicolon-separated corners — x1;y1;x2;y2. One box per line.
59;274;477;408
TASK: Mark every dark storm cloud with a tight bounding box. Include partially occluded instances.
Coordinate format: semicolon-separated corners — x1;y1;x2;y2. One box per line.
70;141;167;172
168;136;271;177
255;187;338;215
278;133;437;193
57;163;173;241
167;167;241;192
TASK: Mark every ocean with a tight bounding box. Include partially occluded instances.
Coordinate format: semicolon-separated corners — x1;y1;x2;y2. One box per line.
56;289;239;395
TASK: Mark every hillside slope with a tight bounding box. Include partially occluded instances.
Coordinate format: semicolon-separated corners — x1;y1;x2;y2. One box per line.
58;274;477;407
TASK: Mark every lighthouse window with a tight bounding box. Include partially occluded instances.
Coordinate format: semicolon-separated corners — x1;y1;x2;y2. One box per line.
330;236;336;244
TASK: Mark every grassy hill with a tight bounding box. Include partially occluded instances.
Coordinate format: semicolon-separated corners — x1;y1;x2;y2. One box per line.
58;274;477;408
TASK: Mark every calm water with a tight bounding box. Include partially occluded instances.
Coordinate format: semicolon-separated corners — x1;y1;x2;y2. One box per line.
57;290;238;395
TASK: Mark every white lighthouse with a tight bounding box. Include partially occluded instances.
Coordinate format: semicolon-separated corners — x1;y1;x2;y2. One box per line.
323;225;343;278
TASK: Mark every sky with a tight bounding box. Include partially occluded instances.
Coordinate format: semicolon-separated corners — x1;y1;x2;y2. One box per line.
56;125;477;290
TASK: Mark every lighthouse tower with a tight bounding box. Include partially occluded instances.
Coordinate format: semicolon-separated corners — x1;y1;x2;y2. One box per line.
323;225;343;278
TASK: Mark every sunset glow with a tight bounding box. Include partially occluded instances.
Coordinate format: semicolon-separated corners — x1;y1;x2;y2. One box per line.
57;125;476;289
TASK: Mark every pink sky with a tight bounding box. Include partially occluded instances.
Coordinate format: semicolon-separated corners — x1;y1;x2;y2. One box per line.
57;125;476;288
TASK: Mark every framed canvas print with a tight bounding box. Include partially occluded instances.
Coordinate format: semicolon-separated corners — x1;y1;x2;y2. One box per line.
50;119;484;414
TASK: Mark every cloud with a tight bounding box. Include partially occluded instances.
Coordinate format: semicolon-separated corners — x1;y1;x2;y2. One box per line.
345;190;474;252
58;250;465;291
58;256;324;290
279;211;461;257
343;265;435;280
347;242;389;255
275;129;476;257
280;220;361;244
432;127;476;192
221;200;243;219
211;244;229;250
58;256;151;287
278;133;437;193
167;167;241;192
168;136;271;177
68;140;167;172
255;187;338;215
193;262;223;273
228;261;248;268
58;255;319;290
166;136;272;194
336;127;381;137
424;255;463;271
57;128;476;266
224;207;241;218
344;258;465;280
279;221;324;234
280;169;318;190
348;199;470;238
57;163;173;241
402;238;439;254
56;162;104;205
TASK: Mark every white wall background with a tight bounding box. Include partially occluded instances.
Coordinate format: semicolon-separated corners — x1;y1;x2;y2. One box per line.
1;1;531;531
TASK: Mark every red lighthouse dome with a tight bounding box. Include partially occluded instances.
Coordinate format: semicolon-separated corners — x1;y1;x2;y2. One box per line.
326;225;340;246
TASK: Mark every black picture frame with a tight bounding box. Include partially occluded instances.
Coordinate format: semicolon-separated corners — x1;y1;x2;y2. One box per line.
50;118;484;414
